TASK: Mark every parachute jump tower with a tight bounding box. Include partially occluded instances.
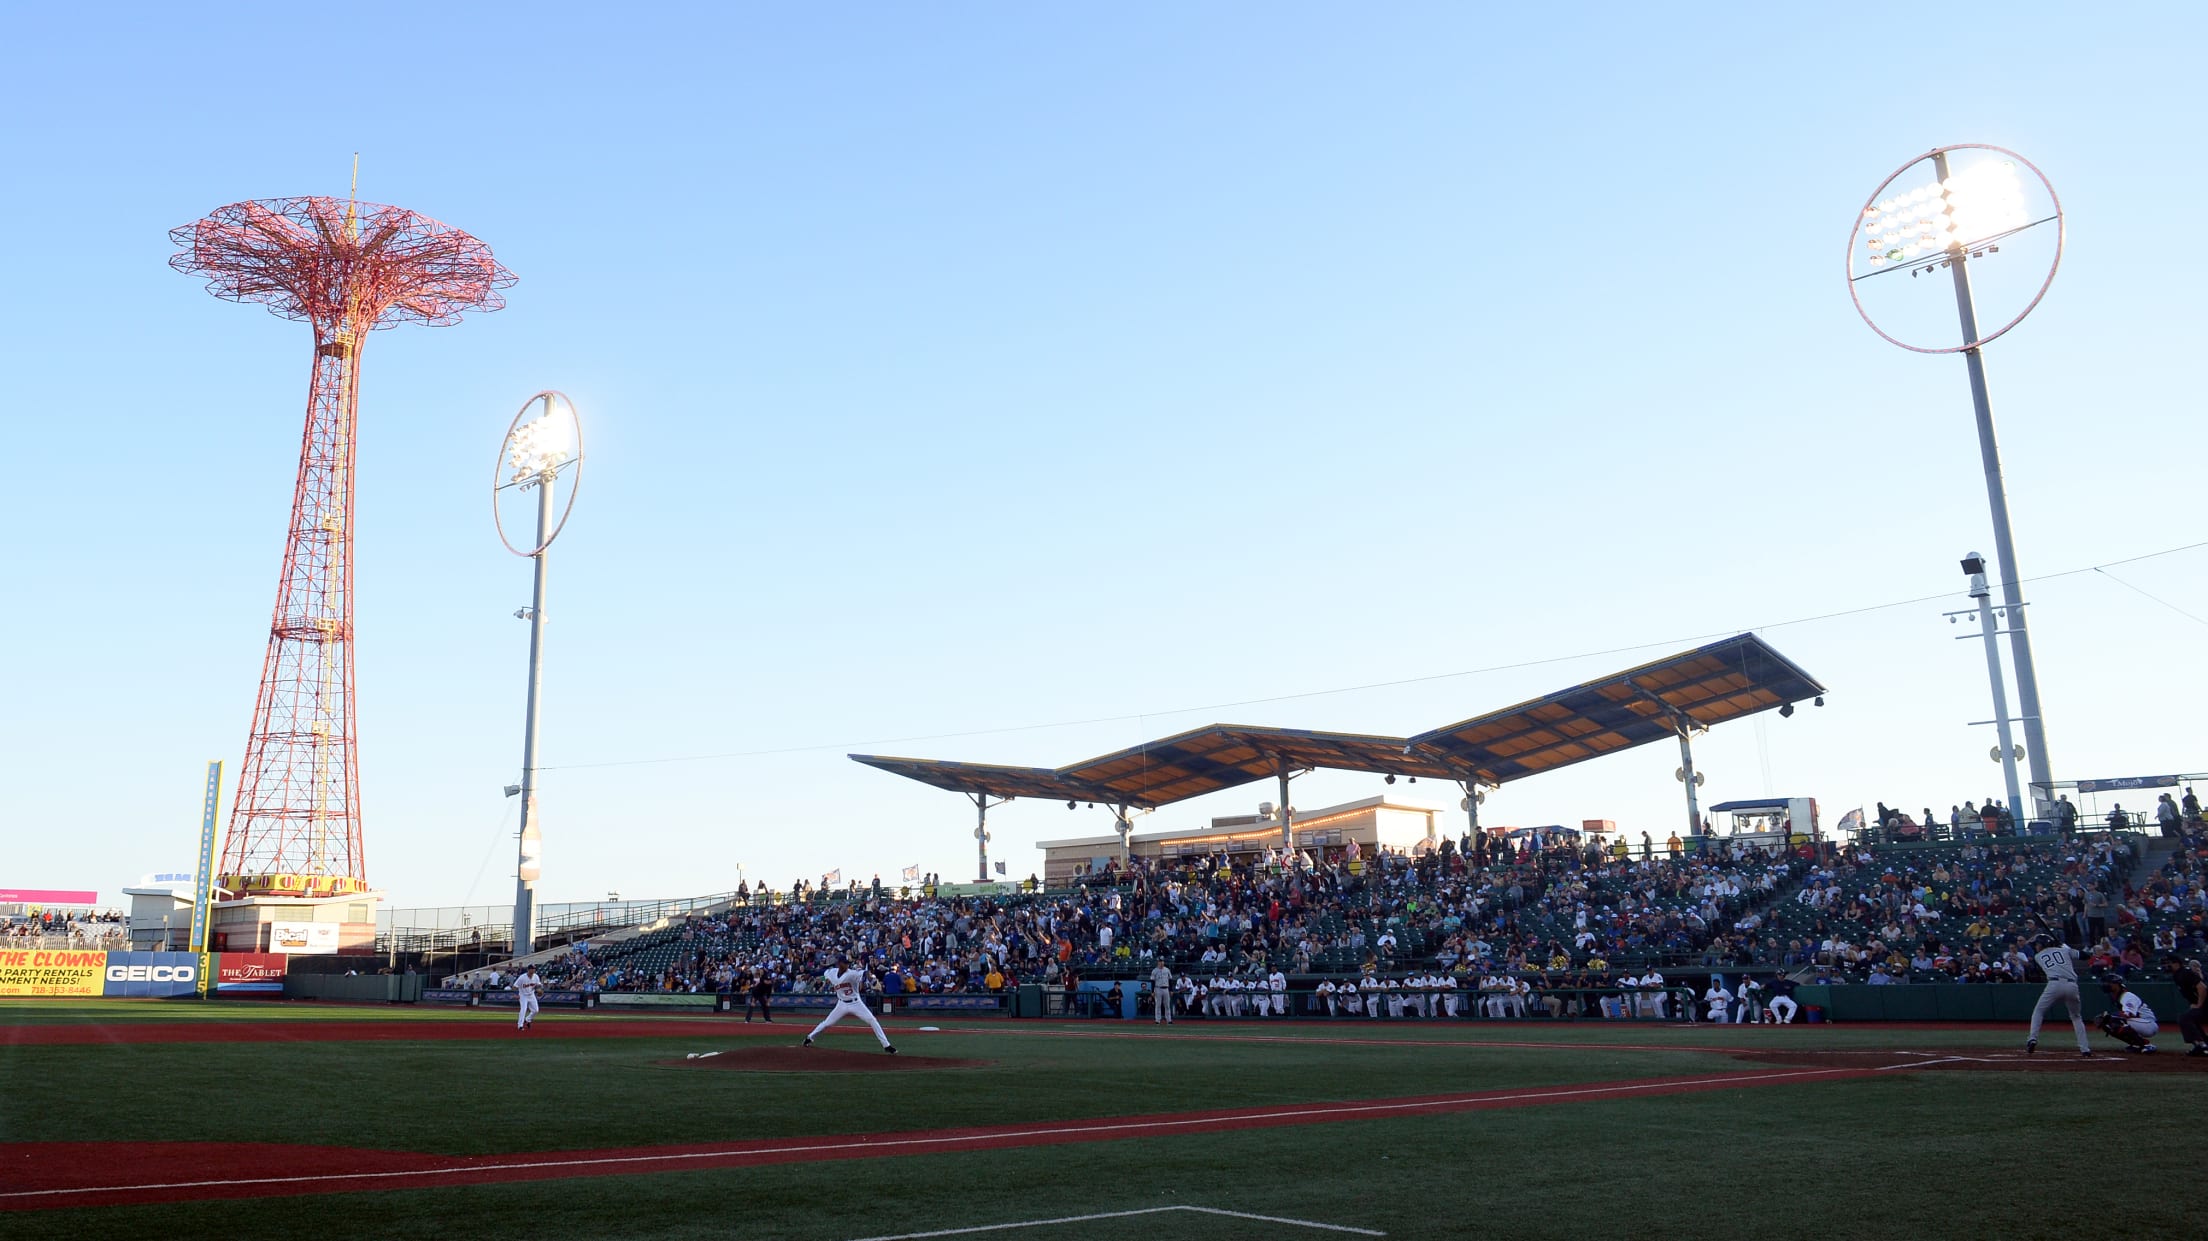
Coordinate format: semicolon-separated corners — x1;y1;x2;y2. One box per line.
170;185;514;899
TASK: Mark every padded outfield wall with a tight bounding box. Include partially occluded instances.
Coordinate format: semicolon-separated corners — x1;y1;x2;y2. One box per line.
0;950;286;998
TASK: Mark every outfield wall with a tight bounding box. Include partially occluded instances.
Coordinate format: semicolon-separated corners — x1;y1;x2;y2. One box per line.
0;950;289;998
1798;980;2184;1023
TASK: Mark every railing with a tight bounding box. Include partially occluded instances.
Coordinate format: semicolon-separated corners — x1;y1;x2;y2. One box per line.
1853;818;2146;846
0;932;131;951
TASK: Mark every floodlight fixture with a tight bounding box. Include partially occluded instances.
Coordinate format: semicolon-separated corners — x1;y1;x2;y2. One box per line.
496;390;586;955
1846;144;2061;813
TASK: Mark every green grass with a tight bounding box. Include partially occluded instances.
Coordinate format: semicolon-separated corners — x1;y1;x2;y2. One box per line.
4;1000;2204;1240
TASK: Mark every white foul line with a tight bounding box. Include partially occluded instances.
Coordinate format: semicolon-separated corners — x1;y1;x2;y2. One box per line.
842;1204;1385;1240
0;1068;1857;1203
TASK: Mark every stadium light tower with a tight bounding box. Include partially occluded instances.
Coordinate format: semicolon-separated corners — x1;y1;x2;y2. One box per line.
171;182;514;899
495;392;585;955
1847;144;2064;815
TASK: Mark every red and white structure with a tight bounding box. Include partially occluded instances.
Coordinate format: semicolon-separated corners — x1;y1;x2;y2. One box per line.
171;195;514;899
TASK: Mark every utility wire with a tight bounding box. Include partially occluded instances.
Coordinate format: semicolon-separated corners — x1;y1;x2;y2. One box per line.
536;537;2208;774
2093;566;2208;628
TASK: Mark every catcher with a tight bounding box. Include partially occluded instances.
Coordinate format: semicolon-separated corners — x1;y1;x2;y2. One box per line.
2096;979;2160;1054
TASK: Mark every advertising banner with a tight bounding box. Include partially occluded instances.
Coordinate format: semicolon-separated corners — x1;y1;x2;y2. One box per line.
2076;775;2180;794
0;889;100;906
269;921;340;955
901;994;1006;1011
189;761;223;954
0;948;107;996
101;951;201;998
215;953;287;993
423;988;585;1008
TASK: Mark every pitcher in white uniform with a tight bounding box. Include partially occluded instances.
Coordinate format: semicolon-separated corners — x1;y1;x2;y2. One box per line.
2025;938;2092;1057
803;959;897;1053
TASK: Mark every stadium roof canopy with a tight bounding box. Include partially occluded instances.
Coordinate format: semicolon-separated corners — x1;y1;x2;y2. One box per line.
844;756;1123;805
1052;725;1470;809
852;633;1824;811
1406;634;1826;788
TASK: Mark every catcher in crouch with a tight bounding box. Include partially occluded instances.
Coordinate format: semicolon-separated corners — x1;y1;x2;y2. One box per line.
2097;979;2160;1054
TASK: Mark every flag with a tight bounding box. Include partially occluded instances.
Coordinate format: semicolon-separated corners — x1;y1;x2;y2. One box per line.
1836;808;1864;835
901;864;920;883
994;861;1007;875
823;869;842;886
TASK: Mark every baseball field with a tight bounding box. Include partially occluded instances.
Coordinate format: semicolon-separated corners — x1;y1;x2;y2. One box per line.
3;999;2200;1240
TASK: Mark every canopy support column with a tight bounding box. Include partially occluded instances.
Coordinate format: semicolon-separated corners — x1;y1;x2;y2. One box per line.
1677;726;1704;840
1114;802;1133;866
1458;779;1484;859
969;792;1010;883
1276;761;1294;853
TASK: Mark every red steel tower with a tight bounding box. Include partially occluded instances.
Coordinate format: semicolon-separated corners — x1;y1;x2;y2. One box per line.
171;195;514;899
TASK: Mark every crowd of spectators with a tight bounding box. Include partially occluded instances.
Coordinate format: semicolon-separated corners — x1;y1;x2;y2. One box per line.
2;908;127;948
504;799;2206;1013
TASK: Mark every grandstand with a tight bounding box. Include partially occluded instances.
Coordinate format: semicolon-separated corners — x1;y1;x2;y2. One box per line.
452;810;2204;1020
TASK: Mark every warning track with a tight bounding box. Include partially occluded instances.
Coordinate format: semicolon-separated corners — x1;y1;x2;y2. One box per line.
0;1066;1874;1210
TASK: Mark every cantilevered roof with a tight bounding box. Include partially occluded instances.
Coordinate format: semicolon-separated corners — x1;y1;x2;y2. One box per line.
852;633;1824;811
1407;634;1825;787
1055;726;1471;809
846;756;1124;804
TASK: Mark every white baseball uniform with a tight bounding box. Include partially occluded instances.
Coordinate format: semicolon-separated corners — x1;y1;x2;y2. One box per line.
2115;990;2159;1041
2027;944;2091;1053
807;967;893;1048
1150;964;1174;1024
514;969;542;1029
1704;984;1731;1024
1733;977;1763;1024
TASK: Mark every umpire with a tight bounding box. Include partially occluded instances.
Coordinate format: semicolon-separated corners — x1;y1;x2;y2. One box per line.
744;970;775;1023
2165;956;2206;1056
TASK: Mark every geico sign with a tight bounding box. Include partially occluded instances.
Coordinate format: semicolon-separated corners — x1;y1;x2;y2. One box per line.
106;964;197;983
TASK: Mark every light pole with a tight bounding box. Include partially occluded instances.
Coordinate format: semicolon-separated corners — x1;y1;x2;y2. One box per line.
494;391;585;956
1848;144;2064;815
1947;553;2025;819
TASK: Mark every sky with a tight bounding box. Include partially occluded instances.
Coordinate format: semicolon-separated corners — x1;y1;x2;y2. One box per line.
3;5;2204;914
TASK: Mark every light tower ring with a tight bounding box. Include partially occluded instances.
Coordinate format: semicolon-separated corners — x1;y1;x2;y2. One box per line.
1845;143;2064;354
494;390;585;556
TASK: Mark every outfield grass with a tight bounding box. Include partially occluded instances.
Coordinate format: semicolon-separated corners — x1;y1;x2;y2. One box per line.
4;1000;2202;1240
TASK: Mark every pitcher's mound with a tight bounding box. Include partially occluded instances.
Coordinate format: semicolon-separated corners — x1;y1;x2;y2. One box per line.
661;1046;992;1072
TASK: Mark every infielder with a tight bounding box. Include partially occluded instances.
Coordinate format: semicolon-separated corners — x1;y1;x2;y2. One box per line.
802;959;896;1053
2025;937;2092;1057
514;967;543;1031
1149;961;1174;1024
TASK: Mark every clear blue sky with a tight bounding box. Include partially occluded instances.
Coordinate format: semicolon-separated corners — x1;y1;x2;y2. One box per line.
4;6;2203;909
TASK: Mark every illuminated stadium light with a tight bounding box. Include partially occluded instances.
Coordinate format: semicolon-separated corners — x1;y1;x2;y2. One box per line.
1843;144;2063;816
1861;159;2032;267
494;390;587;954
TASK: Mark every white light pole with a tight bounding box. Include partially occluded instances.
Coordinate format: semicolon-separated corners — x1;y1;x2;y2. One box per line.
1848;144;2064;815
1947;553;2025;819
494;391;585;956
